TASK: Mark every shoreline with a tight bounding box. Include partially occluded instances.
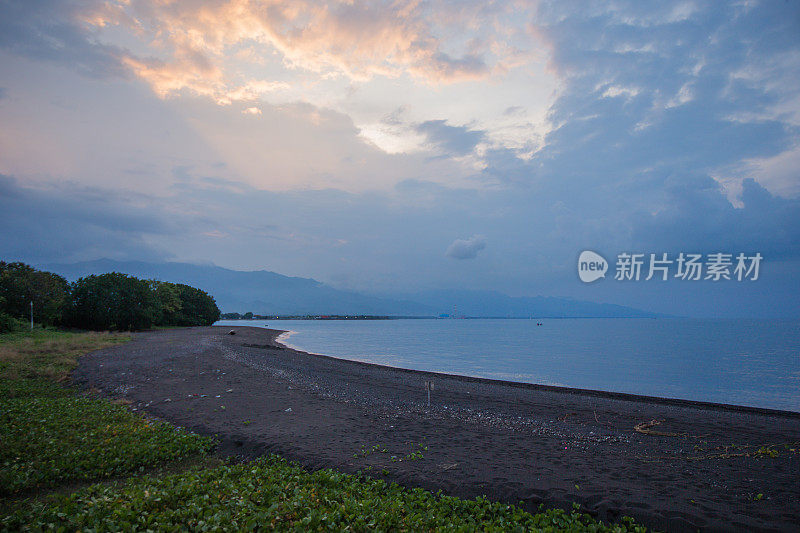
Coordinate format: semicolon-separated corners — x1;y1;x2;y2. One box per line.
269;327;800;418
74;326;800;532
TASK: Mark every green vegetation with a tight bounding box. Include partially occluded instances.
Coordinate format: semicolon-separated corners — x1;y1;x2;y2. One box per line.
2;456;645;532
354;443;389;458
0;261;220;332
0;383;215;495
67;273;219;330
0;329;129;383
1;330;647;531
0;330;215;495
355;442;427;463
0;263;69;332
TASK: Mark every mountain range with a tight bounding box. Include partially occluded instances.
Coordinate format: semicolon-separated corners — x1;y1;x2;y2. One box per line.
39;259;661;318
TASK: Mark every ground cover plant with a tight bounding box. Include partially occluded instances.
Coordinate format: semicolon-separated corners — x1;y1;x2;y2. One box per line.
2;455;646;532
0;330;215;495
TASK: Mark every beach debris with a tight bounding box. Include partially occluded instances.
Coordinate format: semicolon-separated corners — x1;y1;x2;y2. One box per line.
634;419;689;437
215;395;221;398
226;389;233;393
440;463;459;471
686;442;797;461
228;330;236;335
285;407;292;412
640;443;798;463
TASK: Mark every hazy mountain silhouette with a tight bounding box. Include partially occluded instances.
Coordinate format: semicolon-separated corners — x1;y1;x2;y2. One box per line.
40;259;661;318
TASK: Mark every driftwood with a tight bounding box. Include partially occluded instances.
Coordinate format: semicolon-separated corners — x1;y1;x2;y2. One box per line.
634;419;687;437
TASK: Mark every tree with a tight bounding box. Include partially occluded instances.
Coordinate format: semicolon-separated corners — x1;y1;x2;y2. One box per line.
0;262;69;327
1;261;220;331
66;273;157;331
173;284;220;326
152;281;182;326
0;294;26;332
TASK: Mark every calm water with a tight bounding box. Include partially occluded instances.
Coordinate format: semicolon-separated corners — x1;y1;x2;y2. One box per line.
214;318;800;412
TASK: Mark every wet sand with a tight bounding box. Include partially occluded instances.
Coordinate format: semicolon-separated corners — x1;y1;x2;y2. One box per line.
73;326;800;532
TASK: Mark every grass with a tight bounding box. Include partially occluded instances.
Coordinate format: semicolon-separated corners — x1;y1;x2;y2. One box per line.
0;329;215;495
2;455;645;532
0;329;130;384
0;329;648;531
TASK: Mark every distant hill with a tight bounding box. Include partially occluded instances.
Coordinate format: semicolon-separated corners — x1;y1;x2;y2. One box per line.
39;259;662;318
39;259;435;316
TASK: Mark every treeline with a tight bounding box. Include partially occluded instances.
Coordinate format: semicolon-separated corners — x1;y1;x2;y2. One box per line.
220;313;397;320
0;262;220;332
221;312;269;320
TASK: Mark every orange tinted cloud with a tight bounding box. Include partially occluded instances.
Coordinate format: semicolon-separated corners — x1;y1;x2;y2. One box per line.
82;0;525;103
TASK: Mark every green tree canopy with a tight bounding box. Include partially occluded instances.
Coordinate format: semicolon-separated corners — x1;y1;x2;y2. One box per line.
0;261;69;327
1;261;220;332
66;273;157;331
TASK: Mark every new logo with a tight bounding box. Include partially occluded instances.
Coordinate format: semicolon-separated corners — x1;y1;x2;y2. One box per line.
578;250;608;283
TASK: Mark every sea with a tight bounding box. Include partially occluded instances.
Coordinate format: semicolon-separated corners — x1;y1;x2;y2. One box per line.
214;318;800;412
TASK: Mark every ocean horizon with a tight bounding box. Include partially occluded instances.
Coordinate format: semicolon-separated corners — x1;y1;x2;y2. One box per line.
215;317;800;413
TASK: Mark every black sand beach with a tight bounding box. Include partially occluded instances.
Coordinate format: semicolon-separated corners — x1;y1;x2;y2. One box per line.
73;326;800;532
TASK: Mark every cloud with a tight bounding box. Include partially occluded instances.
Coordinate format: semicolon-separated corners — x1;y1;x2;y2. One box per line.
0;0;513;107
0;0;128;78
416;120;485;156
0;174;172;263
0;0;557;165
446;235;487;260
73;0;510;106
741;144;800;199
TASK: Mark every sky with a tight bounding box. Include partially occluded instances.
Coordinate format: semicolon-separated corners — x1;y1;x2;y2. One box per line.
1;0;799;318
